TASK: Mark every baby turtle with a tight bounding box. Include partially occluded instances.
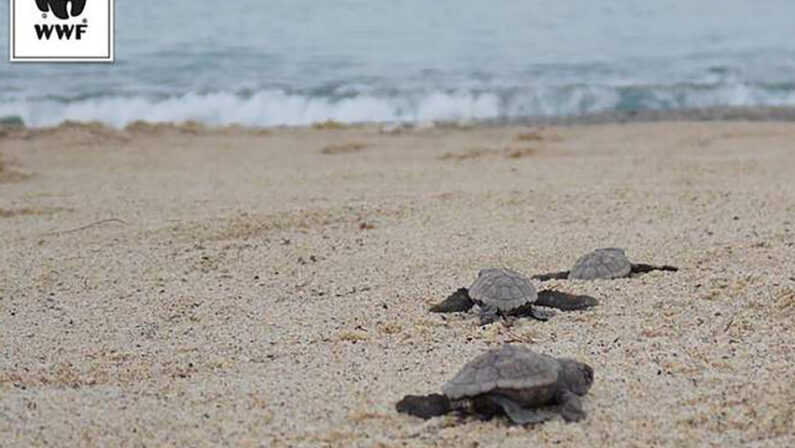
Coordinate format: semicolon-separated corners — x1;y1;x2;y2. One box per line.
533;247;678;281
430;268;598;325
396;344;594;424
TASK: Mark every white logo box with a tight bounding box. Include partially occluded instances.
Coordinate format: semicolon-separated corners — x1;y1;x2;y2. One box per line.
10;0;114;62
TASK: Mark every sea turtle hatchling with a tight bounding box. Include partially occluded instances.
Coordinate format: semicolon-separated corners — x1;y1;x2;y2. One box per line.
396;344;594;424
533;247;678;281
430;268;598;325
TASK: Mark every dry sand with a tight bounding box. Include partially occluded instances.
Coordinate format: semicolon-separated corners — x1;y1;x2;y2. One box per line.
0;121;794;447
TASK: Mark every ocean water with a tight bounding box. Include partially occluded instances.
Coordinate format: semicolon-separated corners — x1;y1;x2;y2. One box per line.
1;0;795;127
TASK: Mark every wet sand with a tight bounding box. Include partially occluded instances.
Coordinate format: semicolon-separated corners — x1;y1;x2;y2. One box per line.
1;120;794;446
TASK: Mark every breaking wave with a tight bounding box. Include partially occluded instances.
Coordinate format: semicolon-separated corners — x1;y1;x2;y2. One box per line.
3;81;795;128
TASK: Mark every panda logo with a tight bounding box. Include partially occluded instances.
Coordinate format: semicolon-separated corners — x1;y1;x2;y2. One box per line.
35;0;87;20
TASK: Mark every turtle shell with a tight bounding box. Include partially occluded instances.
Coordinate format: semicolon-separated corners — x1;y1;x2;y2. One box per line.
568;248;631;280
468;268;537;312
442;345;561;405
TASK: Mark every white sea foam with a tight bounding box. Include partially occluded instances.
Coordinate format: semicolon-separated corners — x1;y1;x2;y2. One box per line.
3;83;795;128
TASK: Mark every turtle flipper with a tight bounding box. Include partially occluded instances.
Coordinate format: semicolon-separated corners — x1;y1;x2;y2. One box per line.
488;395;557;425
536;290;599;311
506;303;552;321
529;306;553;321
630;263;679;275
556;390;587;422
396;394;451;419
430;288;475;313
531;271;570;281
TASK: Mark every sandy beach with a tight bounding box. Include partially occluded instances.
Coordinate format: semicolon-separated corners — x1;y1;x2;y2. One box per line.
0;120;794;447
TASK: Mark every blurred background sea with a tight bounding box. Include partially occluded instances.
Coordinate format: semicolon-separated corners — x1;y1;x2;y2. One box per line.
1;0;794;127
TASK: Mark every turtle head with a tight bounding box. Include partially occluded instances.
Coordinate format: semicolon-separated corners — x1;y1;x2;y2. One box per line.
559;358;594;396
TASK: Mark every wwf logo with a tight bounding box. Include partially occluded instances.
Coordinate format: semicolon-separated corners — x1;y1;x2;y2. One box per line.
35;0;87;20
33;0;89;40
10;0;114;62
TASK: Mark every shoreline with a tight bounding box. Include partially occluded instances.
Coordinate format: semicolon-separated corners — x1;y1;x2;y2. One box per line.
4;106;795;134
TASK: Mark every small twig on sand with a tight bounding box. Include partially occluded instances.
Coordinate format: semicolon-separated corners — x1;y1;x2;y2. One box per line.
504;327;533;344
723;313;737;333
45;218;127;237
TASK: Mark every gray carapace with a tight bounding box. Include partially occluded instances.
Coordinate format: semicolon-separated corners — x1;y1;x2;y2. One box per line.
396;344;594;424
533;248;678;281
430;268;598;325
